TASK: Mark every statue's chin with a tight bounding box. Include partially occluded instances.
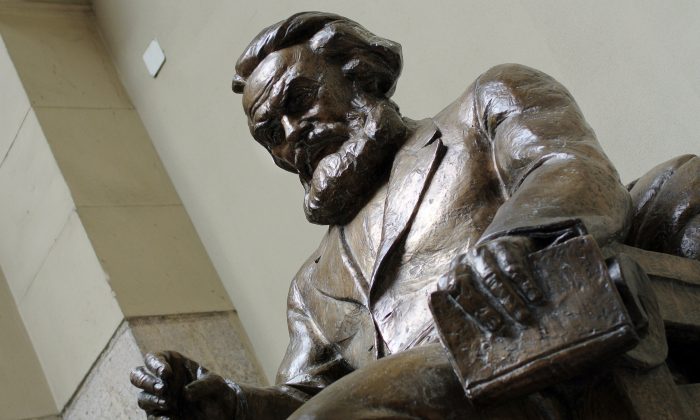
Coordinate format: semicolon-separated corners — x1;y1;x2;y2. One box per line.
303;98;408;226
302;137;389;226
302;152;373;226
303;186;373;226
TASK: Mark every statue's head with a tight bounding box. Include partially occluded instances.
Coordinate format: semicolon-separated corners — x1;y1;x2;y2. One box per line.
233;12;408;225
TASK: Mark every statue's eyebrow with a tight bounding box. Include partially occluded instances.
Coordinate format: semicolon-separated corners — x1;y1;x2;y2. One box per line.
251;73;309;126
248;77;276;123
250;69;303;126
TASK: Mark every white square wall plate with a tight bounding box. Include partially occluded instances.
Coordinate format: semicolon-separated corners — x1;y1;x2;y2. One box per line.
143;39;166;77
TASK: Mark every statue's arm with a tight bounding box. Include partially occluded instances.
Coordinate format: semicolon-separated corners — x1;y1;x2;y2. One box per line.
237;276;352;418
436;64;633;339
231;383;308;419
474;63;631;244
131;261;348;419
275;278;353;391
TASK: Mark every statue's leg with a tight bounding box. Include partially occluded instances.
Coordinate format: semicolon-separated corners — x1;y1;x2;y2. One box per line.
627;154;700;260
288;343;563;420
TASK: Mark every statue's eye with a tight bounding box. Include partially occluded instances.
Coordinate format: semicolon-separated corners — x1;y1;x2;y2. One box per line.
254;121;283;148
285;79;318;114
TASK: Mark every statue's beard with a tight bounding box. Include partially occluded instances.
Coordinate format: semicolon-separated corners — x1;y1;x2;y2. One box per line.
302;99;407;225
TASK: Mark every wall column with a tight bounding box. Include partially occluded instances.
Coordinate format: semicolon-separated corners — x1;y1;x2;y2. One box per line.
0;3;264;418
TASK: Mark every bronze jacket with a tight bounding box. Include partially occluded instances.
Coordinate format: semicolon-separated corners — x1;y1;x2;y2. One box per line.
274;64;632;397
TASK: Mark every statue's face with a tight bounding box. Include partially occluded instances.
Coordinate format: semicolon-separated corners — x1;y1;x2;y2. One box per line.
242;44;356;182
242;43;407;224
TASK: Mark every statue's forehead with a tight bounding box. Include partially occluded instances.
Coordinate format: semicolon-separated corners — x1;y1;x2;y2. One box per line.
247;53;288;91
242;47;310;120
243;55;284;112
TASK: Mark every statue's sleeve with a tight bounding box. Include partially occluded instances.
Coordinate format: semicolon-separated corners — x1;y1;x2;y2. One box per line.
274;277;353;393
474;64;631;245
235;271;352;418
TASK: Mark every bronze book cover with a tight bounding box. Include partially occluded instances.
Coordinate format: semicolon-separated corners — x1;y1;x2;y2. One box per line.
430;236;639;404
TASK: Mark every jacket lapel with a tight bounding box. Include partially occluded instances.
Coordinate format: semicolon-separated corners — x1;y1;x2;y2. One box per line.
369;119;445;292
313;226;369;306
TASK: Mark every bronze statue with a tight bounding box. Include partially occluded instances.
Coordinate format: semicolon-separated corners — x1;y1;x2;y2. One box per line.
131;12;700;419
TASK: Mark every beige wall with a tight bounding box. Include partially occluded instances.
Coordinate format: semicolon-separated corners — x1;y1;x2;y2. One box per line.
0;3;247;416
93;0;700;380
0;21;124;413
0;270;55;419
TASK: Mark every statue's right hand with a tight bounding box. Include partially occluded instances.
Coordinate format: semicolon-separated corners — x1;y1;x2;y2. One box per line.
130;351;239;419
130;351;189;417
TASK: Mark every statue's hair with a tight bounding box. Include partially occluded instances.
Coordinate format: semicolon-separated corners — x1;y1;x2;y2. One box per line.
232;12;402;98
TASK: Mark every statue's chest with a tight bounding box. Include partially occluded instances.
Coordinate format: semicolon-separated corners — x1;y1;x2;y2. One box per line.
371;137;504;354
343;136;502;274
406;138;503;256
342;183;388;282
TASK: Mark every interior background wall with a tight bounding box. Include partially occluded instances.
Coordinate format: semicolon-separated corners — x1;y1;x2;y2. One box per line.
92;0;700;381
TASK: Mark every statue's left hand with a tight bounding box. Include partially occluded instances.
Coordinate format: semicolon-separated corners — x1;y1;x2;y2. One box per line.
130;351;239;420
437;236;543;332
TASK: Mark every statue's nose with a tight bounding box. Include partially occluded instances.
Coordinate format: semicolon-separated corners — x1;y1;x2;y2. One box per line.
281;116;308;145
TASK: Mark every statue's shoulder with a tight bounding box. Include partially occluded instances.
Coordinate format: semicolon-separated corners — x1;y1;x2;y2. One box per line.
433;63;572;128
475;63;556;88
473;64;570;107
289;227;336;291
435;64;554;125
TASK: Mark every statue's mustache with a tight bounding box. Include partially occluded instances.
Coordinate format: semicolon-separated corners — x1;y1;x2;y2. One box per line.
302;101;406;225
293;117;365;182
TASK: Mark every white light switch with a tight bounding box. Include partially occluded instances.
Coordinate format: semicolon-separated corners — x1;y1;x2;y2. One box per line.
143;39;166;77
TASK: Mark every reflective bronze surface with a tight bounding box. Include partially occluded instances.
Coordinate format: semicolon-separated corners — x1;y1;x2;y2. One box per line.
131;12;700;419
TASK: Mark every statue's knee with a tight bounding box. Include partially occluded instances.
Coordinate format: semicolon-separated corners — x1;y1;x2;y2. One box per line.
290;412;325;420
287;402;343;420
